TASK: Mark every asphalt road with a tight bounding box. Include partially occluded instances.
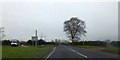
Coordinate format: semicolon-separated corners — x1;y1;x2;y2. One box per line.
45;45;118;59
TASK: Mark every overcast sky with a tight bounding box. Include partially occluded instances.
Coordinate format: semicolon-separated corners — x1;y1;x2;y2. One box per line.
1;1;118;41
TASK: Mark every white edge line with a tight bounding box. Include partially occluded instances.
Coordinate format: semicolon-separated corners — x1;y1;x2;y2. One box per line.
46;47;56;59
76;52;87;58
69;48;87;58
72;50;76;52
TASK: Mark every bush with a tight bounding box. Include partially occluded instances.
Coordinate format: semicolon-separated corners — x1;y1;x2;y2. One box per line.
71;41;107;47
111;41;120;47
2;40;11;46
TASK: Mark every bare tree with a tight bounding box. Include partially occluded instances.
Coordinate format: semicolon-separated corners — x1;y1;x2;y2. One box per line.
63;17;87;42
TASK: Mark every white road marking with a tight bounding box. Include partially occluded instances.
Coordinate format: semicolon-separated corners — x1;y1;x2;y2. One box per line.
69;48;87;58
45;47;56;59
70;49;76;52
76;52;87;58
69;48;72;50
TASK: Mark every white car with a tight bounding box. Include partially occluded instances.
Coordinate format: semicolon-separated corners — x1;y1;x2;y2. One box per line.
11;40;19;46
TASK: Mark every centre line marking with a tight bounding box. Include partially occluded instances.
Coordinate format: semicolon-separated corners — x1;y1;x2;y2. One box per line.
72;49;76;52
69;48;87;58
46;47;56;59
76;52;87;58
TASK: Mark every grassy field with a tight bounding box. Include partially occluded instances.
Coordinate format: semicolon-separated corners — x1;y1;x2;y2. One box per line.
77;46;119;55
102;47;119;54
0;46;2;59
2;45;55;58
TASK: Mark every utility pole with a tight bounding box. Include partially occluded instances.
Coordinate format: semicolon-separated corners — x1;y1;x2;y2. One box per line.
44;36;46;45
0;27;5;40
82;36;86;46
44;36;46;41
83;39;84;46
0;27;5;45
35;30;38;46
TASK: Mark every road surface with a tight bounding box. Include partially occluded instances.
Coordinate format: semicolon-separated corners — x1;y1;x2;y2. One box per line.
46;45;118;60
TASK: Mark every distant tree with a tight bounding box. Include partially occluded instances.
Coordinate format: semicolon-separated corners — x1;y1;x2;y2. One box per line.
111;41;120;47
2;40;11;46
38;39;45;45
20;41;26;45
0;41;2;45
51;40;55;45
26;40;32;45
63;17;87;42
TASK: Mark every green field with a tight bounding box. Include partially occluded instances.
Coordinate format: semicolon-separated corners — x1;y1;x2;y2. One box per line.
102;47;120;54
77;46;119;55
0;46;2;59
2;45;55;58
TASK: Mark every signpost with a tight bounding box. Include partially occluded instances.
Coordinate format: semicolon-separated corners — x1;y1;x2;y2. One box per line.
31;30;38;46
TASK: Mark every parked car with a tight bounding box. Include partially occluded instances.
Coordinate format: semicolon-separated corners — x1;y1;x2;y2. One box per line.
11;40;19;46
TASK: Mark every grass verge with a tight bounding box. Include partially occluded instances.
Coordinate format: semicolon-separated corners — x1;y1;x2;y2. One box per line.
77;45;119;55
2;45;55;58
0;46;2;59
102;47;119;54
